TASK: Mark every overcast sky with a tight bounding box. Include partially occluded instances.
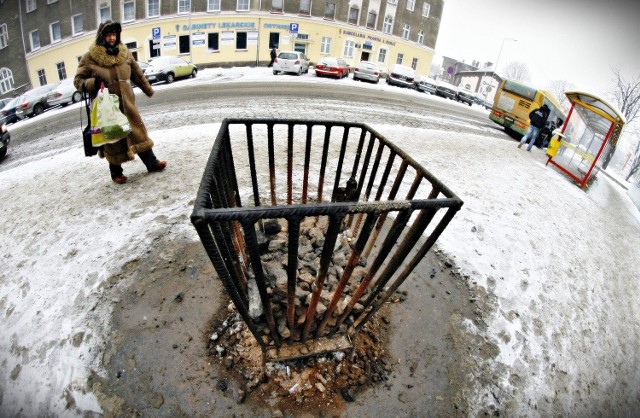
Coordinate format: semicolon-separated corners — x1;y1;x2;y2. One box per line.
435;0;640;97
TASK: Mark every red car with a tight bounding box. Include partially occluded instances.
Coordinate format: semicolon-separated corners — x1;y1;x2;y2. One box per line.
314;57;350;79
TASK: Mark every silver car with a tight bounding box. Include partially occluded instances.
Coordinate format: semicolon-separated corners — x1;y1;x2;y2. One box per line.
273;51;310;76
15;83;58;119
414;76;437;94
46;79;83;107
353;61;381;83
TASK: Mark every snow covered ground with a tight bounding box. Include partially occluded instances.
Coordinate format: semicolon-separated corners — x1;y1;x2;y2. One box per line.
1;67;639;416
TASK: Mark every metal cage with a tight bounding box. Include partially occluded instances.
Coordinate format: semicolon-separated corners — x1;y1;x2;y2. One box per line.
191;118;463;361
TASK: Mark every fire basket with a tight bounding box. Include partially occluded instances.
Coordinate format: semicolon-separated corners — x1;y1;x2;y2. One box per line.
191;118;463;362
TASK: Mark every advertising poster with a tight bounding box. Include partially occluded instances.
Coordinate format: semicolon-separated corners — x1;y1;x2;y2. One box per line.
192;32;206;47
248;30;258;46
221;31;234;46
163;35;176;50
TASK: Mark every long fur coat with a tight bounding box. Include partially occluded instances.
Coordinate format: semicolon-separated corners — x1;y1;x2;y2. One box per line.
74;22;155;165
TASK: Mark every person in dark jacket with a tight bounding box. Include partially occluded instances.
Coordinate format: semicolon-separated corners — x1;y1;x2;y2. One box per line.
268;47;277;67
518;104;550;151
74;21;166;184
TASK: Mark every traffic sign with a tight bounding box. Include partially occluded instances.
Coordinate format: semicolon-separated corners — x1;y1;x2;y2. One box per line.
289;23;299;34
152;27;161;40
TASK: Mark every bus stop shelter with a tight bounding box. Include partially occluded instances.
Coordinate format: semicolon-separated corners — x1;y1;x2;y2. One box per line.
546;91;626;189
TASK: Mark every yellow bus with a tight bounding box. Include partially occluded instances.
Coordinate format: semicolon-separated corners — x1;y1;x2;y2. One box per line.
489;79;566;141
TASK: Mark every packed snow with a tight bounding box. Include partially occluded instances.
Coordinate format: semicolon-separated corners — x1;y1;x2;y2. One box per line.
1;67;639;416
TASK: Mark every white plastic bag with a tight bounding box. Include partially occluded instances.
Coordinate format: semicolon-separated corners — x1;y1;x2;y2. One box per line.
91;84;131;143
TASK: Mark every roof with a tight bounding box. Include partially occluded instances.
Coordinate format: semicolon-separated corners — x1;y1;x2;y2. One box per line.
564;91;626;136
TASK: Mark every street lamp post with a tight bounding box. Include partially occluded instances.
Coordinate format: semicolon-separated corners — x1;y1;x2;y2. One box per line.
488;37;517;104
493;37;517;79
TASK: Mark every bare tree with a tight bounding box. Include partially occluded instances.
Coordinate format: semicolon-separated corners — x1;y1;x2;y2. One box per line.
624;127;640;182
546;80;576;112
603;69;640;170
502;61;531;82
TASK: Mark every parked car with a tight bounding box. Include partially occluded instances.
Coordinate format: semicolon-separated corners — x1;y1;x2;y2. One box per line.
414;76;437;94
0;123;9;160
1;97;21;125
386;64;415;88
15;84;58;119
352;61;381;83
47;79;83;107
472;92;487;108
456;89;475;106
132;61;149;88
0;98;12;110
144;56;197;84
273;51;310;76
314;57;350;78
435;80;458;100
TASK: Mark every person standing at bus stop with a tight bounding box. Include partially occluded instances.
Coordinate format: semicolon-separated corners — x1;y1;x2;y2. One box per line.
518;104;550;151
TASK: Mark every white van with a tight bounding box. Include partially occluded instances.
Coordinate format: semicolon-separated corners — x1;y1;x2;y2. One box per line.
386;64;415;88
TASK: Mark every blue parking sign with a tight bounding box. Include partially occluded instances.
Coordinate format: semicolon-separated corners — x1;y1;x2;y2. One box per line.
152;27;161;40
289;23;299;33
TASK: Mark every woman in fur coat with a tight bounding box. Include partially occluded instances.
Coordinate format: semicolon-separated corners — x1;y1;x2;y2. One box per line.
74;21;166;184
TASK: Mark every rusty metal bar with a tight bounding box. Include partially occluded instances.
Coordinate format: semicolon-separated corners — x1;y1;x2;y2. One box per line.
301;213;344;342
239;220;281;348
317;125;331;203
267;122;277;205
315;211;380;337
302;123;312;204
362;160;411;259
330;126;351;202
244;122;261;208
287;123;294;205
286;216;301;341
354;206;461;333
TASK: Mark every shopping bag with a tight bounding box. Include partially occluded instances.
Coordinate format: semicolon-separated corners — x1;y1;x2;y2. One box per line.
91;84;131;146
81;92;99;157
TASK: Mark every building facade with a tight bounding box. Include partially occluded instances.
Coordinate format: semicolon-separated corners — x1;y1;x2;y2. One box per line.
0;0;443;98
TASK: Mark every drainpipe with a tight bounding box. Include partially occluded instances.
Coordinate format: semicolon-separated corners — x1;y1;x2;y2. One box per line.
17;0;33;89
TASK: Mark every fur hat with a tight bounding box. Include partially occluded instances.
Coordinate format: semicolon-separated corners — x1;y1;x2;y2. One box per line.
96;20;122;44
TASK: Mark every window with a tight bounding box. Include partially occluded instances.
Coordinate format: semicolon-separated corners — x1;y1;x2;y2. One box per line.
343;40;355;57
37;69;47;86
402;24;410;39
72;14;83;34
382;16;392;34
269;32;279;48
299;0;311;14
179;34;190;53
123;0;135;22
208;32;219;51
321;36;331;54
208;0;221;11
422;2;430;17
26;0;36;12
47;0;59;3
148;0;160;17
0;68;14;94
366;12;376;29
236;32;247;49
396;53;403;64
179;0;191;13
387;0;396;4
99;4;111;23
411;57;418;70
30;29;40;50
378;48;387;63
348;7;358;24
324;2;335;19
50;21;61;43
56;62;67;80
272;0;283;12
406;0;415;11
0;24;8;49
237;0;249;11
417;29;424;44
